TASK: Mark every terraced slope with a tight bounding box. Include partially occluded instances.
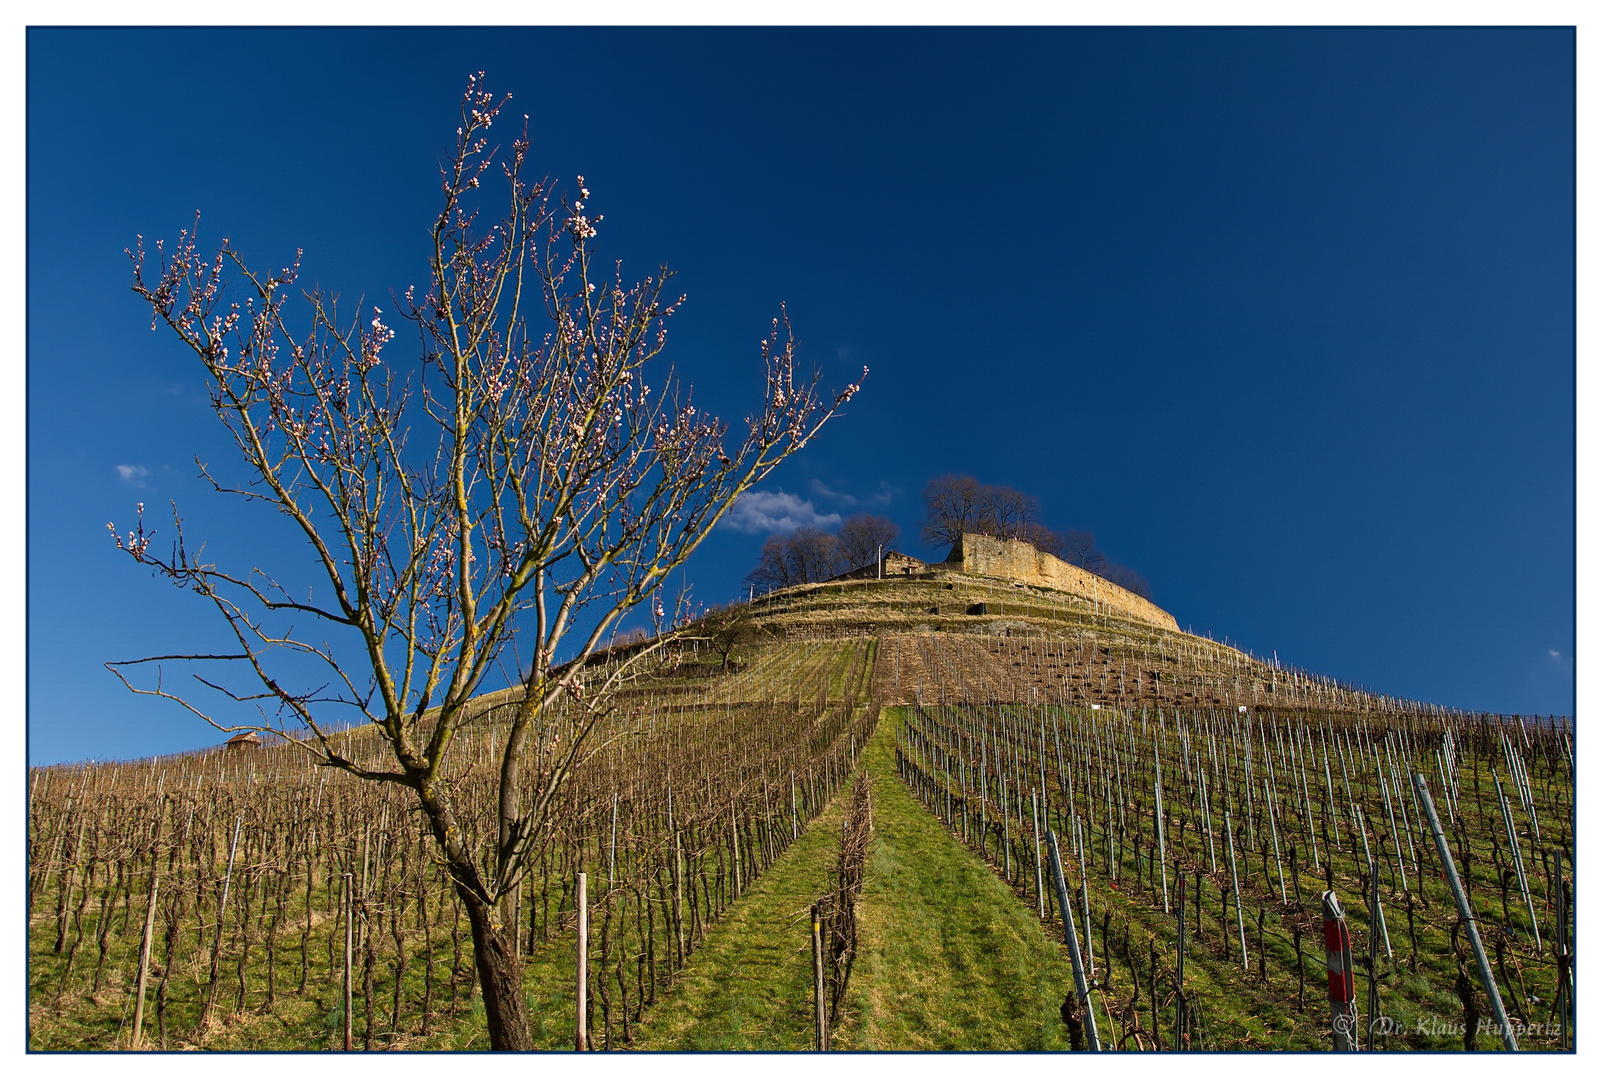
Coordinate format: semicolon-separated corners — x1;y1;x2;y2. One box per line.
29;574;1571;1051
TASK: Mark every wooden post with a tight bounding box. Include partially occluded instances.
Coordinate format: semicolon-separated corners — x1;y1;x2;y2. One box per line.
195;812;243;1033
811;903;828;1051
576;871;589;1051
1226;812;1247;970
609;795;618;888
1001;778;1013;880
1155;760;1169;913
129;799;165;1049
343;871;353;1052
1032;789;1045;918
732;805;744;899
670;793;686;962
130;866;160;1048
1174;868;1186;1050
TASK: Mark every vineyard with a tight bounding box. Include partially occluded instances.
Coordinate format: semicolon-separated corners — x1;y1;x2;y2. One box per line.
891;630;1574;1051
28;573;1576;1051
28;638;878;1050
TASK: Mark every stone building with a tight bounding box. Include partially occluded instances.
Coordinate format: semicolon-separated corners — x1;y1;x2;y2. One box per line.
829;550;931;581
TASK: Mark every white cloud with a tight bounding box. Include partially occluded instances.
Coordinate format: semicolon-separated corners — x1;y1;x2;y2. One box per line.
1549;649;1562;659
115;464;151;487
722;490;842;535
809;478;892;508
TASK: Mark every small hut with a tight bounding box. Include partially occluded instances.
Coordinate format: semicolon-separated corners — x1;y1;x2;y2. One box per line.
225;731;263;752
828;549;930;582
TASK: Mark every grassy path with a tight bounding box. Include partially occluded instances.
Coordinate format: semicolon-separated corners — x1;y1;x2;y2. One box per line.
838;707;1078;1050
629;707;1081;1051
627;781;850;1050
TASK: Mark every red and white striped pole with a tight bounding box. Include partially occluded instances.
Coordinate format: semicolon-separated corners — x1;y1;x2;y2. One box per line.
1322;890;1357;1051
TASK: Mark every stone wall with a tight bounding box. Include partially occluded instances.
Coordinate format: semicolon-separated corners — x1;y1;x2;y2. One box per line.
955;532;1179;630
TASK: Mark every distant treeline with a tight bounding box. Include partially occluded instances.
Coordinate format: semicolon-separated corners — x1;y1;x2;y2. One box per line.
746;514;899;595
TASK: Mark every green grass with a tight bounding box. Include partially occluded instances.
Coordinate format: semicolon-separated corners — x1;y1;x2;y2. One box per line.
627;768;851;1049
892;704;1571;1052
624;701;1089;1044
627;708;1085;1052
33;605;1567;1053
27;919;493;1051
836;708;1079;1051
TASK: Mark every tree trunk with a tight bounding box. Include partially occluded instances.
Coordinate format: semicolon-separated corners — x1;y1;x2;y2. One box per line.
458;884;534;1050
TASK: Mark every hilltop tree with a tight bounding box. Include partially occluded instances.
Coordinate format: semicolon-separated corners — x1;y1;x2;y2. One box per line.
1017;521;1062;559
977;483;1039;540
920;474;1043;552
1100;562;1153;600
919;479;1153;598
1059;528;1106;572
109;76;862;1050
744;513;898;595
745;525;841;593
746;535;798;593
835;513;899;571
919;473;987;551
786;525;842;582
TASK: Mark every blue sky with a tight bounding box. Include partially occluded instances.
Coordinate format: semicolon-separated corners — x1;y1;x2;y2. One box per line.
27;26;1575;764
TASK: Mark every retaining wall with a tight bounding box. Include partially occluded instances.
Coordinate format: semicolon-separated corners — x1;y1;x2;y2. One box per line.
955;532;1179;630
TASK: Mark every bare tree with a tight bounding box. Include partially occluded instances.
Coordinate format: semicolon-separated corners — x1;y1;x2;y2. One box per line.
785;525;843;583
744;525;845;594
919;475;1146;595
703;604;768;672
745;535;797;594
1017;521;1062;558
109;75;863;1050
979;484;1038;541
920;473;985;553
922;474;1052;552
1100;562;1153;601
834;513;899;571
1059;528;1106;572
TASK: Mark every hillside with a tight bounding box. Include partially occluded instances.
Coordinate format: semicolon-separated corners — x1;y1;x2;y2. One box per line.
740;570;1445;718
28;571;1574;1052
